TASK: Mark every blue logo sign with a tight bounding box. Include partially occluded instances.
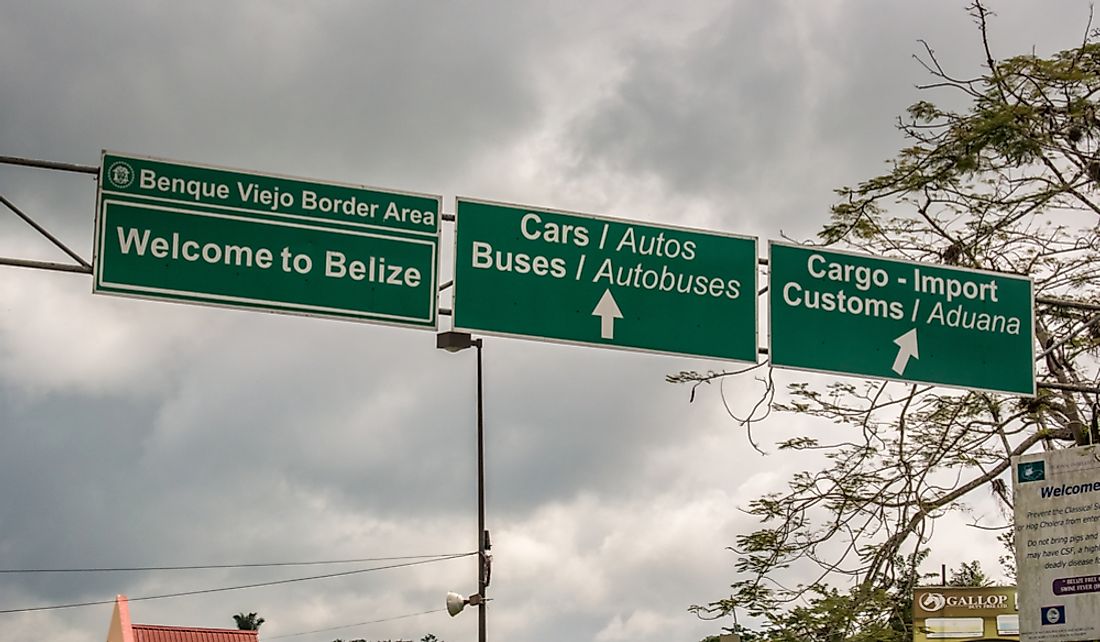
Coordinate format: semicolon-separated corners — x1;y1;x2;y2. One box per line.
1041;605;1065;625
1018;461;1046;483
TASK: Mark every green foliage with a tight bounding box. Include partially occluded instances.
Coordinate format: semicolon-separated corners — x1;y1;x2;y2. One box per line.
997;530;1017;582
948;560;992;587
698;622;764;642
232;612;265;631
329;635;439;642
696;557;996;642
694;551;930;642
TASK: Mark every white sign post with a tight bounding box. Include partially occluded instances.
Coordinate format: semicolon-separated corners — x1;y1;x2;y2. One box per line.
1013;445;1100;641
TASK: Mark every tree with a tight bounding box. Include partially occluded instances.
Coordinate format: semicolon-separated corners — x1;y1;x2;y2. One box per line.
698;622;765;642
329;637;436;642
680;2;1100;638
996;529;1016;582
948;560;992;587
233;612;265;631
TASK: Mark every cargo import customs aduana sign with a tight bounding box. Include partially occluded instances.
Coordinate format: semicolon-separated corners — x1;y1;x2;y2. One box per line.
94;152;440;328
768;242;1035;395
452;197;758;361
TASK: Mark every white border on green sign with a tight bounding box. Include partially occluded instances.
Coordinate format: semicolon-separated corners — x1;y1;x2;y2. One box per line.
94;199;438;329
100;150;442;238
451;195;760;363
766;240;1036;396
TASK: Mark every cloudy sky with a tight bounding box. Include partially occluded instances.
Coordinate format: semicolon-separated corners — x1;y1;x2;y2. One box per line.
0;2;1092;641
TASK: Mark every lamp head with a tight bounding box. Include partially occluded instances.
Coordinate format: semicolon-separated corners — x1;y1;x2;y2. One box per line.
446;592;468;616
436;331;475;353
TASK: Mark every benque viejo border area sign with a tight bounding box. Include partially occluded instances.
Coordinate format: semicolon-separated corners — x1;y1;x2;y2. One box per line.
93;152;441;329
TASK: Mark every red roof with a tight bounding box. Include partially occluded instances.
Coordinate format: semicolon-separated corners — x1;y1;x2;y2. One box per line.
105;596;261;642
132;624;259;642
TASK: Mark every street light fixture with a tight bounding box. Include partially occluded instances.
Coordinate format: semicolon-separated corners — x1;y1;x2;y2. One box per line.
445;591;484;616
436;330;478;353
437;331;489;642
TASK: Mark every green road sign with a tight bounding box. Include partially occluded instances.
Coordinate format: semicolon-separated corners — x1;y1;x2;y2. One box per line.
453;197;758;361
768;242;1035;394
94;152;440;328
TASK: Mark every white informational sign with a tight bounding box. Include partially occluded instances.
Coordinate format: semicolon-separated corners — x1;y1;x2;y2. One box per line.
997;613;1020;636
924;617;984;638
1013;445;1100;641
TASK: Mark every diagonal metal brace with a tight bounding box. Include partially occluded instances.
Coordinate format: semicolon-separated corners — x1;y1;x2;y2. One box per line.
0;193;91;269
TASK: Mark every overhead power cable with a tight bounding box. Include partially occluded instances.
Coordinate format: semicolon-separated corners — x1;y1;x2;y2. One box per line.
264;608;446;640
0;553;471;574
0;553;474;616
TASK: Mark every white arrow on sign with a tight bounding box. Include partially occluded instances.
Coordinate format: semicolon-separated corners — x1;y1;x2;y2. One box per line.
892;328;919;375
591;289;623;340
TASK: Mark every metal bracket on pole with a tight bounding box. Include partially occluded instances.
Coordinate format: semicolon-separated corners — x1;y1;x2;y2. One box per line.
0;154;98;175
0;257;91;274
0;155;98;274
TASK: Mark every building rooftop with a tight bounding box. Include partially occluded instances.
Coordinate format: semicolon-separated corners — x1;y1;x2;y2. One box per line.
106;596;260;642
132;624;259;642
